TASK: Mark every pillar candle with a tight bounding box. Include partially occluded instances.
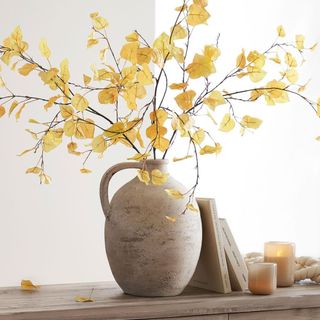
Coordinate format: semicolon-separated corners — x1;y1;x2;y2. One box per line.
248;263;277;295
264;241;295;287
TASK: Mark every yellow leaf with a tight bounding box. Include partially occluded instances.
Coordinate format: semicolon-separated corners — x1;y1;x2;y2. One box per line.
0;105;6;118
285;68;299;84
0;76;5;87
44;95;61;111
153;32;172;62
123;84;146;110
15;103;27;120
99;47;108;61
43;130;63;152
137;169;150;185
203;91;226;110
265;80;289;104
186;54;215;79
90;12;108;30
296;34;305;50
40;172;52;184
137;63;153;85
165;189;184;199
39;68;59;90
173;155;193;162
151;169;169;186
186;203;199;212
146;124;167;140
316;136;320;141
200;144;222;155
39;38;51;59
136;129;145;148
241;115;262;129
277;25;286;37
153;136;170;152
270;54;281;64
92;135;107;153
93;68;113;81
165;215;177;222
298;80;310;93
74;295;94;302
28;118;41;124
169;82;188;90
175;5;187;11
317;98;320;117
203;45;220;61
171;113;194;137
60;105;74;119
193;0;208;6
9;100;19;116
76;119;95;139
236;49;246;69
171;25;188;40
87;37;99;48
187;4;210;26
236;72;249;79
137;47;153;65
60;59;70;82
172;45;185;64
247;51;265;68
25;129;38;140
17;147;35;156
120;42;139;64
80;168;92;174
121;65;137;84
83;74;91;86
149;108;168;125
219;113;235;132
127;152;150;161
71;94;89;111
125;32;139;42
21;280;39;291
175;90;196;111
247;66;266;83
25;167;42;174
284;52;297;67
67;142;81;156
98;87;118;104
18;63;37;76
192;128;205;144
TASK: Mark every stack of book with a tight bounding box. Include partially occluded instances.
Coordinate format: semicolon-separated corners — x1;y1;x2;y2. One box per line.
189;198;248;293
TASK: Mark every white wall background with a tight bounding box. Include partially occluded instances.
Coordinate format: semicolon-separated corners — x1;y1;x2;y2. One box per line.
1;0;320;287
157;1;320;257
0;0;155;287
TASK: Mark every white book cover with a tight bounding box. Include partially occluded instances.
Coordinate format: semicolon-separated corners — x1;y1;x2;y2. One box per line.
189;198;231;293
219;218;248;291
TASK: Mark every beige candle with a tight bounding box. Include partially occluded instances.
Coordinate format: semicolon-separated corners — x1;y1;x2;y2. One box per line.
248;263;277;295
264;241;295;287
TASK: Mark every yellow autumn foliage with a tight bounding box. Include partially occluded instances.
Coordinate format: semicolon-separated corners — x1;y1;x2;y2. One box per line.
0;1;317;191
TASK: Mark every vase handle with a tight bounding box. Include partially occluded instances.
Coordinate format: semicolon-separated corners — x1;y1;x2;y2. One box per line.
99;162;143;219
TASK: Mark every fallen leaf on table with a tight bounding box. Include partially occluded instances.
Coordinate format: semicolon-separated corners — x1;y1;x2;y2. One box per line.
74;295;94;302
21;279;39;291
75;288;95;302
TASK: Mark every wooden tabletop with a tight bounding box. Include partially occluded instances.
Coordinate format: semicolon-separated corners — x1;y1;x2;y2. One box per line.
0;281;320;320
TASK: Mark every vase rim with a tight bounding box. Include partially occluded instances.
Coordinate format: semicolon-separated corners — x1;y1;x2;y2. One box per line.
141;159;169;165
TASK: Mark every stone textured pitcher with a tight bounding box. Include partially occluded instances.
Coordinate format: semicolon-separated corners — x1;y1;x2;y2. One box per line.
100;159;202;296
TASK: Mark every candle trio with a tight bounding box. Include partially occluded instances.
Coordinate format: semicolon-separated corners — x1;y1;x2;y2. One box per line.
248;242;295;295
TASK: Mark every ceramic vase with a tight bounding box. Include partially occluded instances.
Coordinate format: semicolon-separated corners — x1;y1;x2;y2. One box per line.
99;159;202;296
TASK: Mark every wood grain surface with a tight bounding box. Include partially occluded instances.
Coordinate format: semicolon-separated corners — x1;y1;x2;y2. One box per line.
0;281;319;320
230;307;320;320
